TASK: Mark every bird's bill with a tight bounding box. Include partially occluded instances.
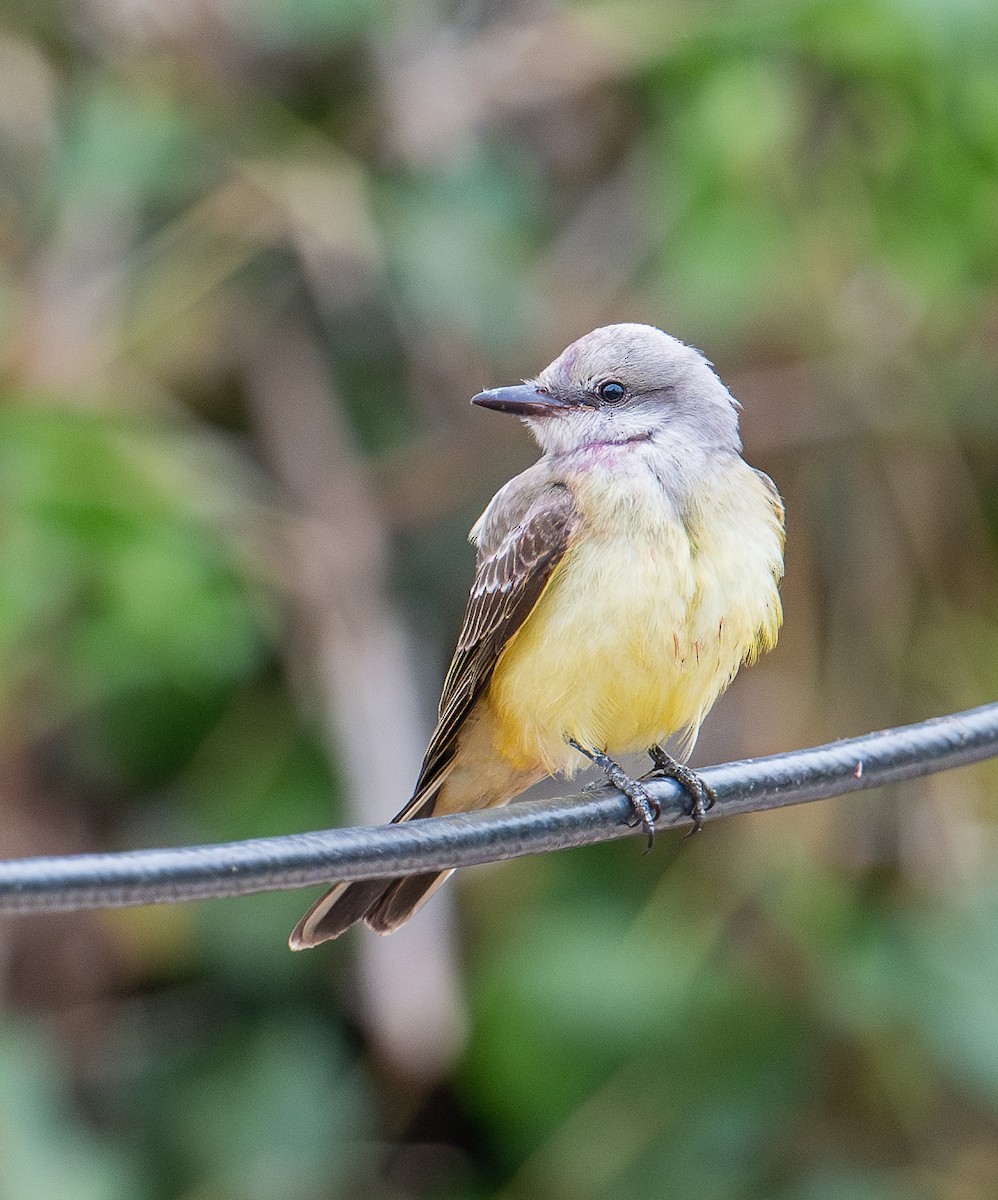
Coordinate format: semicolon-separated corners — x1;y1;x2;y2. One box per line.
471;385;572;417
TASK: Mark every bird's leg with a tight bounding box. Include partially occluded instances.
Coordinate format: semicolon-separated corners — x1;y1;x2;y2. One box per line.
567;738;660;851
643;745;716;837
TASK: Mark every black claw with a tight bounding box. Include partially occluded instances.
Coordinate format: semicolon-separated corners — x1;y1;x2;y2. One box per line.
639;796;662;853
568;738;660;850
646;744;673;775
643;744;716;837
625;788;659;852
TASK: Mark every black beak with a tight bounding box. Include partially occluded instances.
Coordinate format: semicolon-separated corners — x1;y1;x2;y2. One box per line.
471;384;572;417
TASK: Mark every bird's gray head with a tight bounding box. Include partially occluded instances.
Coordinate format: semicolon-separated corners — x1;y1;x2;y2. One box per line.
472;323;741;457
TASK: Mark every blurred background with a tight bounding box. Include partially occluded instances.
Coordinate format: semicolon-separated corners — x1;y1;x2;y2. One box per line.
0;0;997;1196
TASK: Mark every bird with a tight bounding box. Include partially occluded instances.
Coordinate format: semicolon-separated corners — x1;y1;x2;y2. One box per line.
289;323;785;949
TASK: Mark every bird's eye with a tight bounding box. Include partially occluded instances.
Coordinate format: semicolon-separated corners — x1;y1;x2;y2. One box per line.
596;380;626;404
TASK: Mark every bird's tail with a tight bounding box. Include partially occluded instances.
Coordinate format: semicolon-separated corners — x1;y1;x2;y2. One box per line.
289;732;541;949
288;769;457;950
288;869;454;949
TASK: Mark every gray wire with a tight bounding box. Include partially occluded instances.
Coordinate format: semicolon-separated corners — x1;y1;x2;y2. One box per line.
1;701;996;914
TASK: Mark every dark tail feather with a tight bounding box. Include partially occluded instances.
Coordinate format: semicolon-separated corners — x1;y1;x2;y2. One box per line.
288;869;455;949
364;871;453;934
289;776;453;950
289;878;390;950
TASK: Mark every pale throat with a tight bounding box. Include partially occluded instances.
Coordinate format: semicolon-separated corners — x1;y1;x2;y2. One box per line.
545;430;655;469
573;431;653;454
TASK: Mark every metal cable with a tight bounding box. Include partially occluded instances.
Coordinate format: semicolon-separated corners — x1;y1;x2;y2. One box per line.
0;701;996;914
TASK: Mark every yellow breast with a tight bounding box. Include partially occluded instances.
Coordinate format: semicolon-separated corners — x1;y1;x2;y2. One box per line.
485;453;784;775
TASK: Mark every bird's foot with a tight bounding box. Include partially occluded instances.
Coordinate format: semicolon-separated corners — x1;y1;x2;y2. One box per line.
643;745;716;837
568;739;661;851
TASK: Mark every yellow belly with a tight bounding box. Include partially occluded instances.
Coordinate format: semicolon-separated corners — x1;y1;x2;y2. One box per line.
485;459;783;775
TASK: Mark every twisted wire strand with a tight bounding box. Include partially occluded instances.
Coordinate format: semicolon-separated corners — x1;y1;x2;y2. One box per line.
0;702;995;914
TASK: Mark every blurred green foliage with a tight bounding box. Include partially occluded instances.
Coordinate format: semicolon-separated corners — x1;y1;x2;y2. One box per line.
0;0;997;1197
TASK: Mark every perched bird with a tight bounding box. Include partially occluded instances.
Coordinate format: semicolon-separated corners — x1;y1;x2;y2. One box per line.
290;323;785;948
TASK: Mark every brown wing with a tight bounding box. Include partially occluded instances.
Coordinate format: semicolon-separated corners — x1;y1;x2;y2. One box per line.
288;485;577;948
393;485;577;822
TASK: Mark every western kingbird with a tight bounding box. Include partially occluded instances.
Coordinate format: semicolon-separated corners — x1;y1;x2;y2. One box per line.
290;323;785;948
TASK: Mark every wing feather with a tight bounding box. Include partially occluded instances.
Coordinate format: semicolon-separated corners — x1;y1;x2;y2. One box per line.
394;485;577;821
